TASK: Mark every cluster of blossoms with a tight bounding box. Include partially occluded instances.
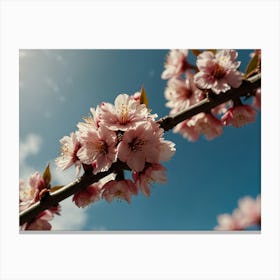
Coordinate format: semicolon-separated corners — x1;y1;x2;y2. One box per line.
214;195;261;230
19;171;61;230
55;92;176;207
162;49;261;141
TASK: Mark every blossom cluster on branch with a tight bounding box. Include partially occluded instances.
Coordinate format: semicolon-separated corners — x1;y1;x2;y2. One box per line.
19;49;261;231
19;167;61;230
55;93;175;208
162;49;261;141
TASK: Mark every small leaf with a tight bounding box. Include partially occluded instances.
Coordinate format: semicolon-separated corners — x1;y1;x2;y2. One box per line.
207;49;217;54
245;53;259;78
140;86;149;107
50;185;64;193
191;49;202;56
42;164;51;188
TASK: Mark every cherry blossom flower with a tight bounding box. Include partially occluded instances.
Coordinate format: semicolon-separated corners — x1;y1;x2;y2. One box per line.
173;120;200;142
100;94;150;131
131;91;141;104
77;126;117;174
55;132;81;173
73;183;101;208
188;113;223;140
132;163;166;197
117;121;174;172
221;105;256;128
237;195;261;227
214;210;244;230
164;78;192;109
215;195;261;230
158;139;176;162
72;173;116;208
19;172;45;211
21;217;52;230
161;49;188;80
20;172;61;230
102;179;137;203
164;72;210;142
77;106;101;132
21;206;61;231
165;72;204;111
194;50;243;94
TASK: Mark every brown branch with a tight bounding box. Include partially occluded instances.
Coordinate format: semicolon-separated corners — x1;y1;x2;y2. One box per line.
19;74;261;226
158;73;261;131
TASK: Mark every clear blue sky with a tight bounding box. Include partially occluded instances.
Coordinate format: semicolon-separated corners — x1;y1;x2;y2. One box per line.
19;49;260;231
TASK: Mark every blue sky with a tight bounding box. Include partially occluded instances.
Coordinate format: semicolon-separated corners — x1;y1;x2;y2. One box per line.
19;49;260;231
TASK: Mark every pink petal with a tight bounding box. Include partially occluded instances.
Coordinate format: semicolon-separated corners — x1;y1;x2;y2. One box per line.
127;152;146;172
226;70;243;88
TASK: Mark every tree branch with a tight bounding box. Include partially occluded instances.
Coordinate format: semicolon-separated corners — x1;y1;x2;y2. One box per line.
19;73;261;226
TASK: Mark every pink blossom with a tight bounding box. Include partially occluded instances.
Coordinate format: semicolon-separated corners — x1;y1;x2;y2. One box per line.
237;195;261;227
194;50;243;94
20;172;61;231
214;210;244;230
102;179;137;203
173;120;200;142
19;172;45;211
20;207;60;231
55;132;81;172
77;106;101;131
131;91;141;104
252;88;261;110
215;195;261;230
77;126;117;174
158;139;176;162
188;113;223;140
164;78;192;109
221;105;256;128
21;218;52;231
73;183;101;208
165;72;204;111
164;73;206;142
132;163;166;197
161;49;188;80
73;173;117;208
117;122;162;172
100;94;150;131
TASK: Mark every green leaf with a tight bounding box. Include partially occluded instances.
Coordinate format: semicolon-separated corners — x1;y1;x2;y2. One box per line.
191;49;202;56
42;164;51;188
140;86;149;107
50;185;64;193
245;53;259;78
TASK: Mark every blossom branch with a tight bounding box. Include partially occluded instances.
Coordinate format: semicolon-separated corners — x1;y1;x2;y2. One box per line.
158;73;261;131
19;73;261;226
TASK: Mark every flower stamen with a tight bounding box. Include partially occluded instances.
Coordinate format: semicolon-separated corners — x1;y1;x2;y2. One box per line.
129;138;145;152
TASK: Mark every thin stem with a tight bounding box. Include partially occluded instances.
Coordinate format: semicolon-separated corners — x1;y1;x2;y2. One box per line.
19;74;261;226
